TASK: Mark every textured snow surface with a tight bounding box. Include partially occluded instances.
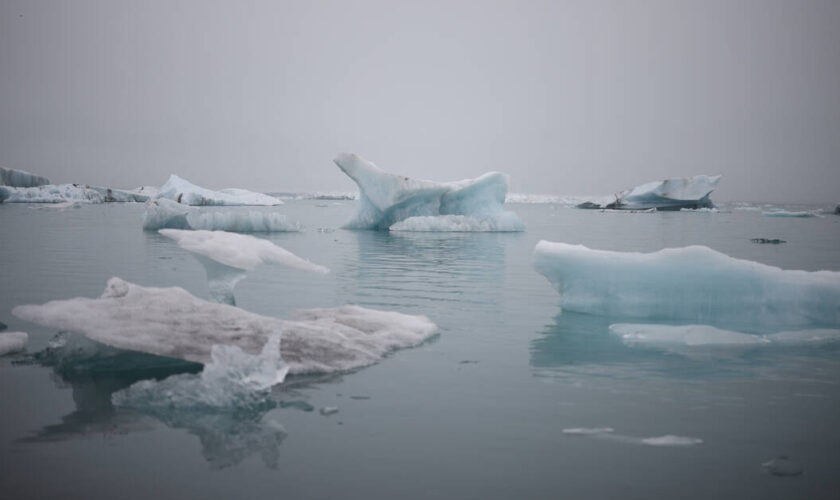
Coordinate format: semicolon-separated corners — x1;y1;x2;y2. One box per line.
762;210;819;218
159;229;328;273
13;278;438;375
0;331;28;355
334;153;523;231
0;167;50;187
533;241;840;332
0;184;104;204
156;174;282;206
142;199;300;232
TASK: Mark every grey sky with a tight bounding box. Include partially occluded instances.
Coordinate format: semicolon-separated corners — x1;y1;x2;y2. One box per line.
1;0;838;202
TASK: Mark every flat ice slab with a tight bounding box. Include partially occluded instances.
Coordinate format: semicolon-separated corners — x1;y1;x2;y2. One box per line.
334;153;524;231
533;241;840;333
13;278;438;375
159;229;329;273
156;174;282;206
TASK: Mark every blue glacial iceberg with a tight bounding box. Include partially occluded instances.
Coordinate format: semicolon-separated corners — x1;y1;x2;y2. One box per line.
13;277;438;375
0;167;50;187
533;241;840;333
334;153;524;231
142;199;301;232
577;175;721;211
157;174;282;206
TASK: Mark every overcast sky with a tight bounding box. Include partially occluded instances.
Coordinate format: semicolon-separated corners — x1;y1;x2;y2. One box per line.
1;0;838;202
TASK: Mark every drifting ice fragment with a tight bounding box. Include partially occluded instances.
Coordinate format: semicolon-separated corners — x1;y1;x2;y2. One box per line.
578;175;721;211
640;435;703;446
762;456;803;477
562;427;614;435
142;199;300;232
319;406;339;416
762;210;819;218
0;167;50;187
533;241;840;332
156;174;283;206
0;331;28;355
334;153;524;231
13;278;438;375
159;229;328;273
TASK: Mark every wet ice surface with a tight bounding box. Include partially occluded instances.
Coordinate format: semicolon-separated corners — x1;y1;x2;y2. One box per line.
1;200;840;499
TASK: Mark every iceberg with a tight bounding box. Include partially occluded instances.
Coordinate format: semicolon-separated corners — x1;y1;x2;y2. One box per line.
609;323;840;351
577;175;721;211
0;167;50;187
390;213;524;232
13;277;438;375
156;174;282;206
88;185;151;202
142;199;301;232
0;184;104;204
533;241;840;333
0;331;28;355
334;153;524;231
762;210;819;218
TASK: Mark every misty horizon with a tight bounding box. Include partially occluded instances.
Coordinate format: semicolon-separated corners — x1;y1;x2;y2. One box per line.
1;0;839;204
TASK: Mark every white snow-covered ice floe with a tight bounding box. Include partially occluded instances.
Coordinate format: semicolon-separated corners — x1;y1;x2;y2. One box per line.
12;278;438;375
610;323;840;349
0;331;28;356
156;174;282;206
533;241;840;333
142;199;300;232
562;427;702;446
333;153;524;231
0;167;50;187
577;175;721;211
159;229;329;274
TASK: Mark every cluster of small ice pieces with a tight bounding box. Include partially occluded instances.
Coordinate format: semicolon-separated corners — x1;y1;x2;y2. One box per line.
334;153;524;231
562;427;703;446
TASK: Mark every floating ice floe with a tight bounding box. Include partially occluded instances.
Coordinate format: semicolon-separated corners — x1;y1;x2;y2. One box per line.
156;174;282;206
0;167;50;187
0;331;28;356
533;241;840;333
762;456;804;477
577;175;721;211
334;153;524;231
390;213;524;232
762;210;819;218
159;229;328;273
610;324;769;347
142;199;301;232
13;278;438;375
562;427;702;446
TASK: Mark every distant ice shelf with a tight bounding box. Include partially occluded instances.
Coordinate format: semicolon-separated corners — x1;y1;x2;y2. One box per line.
334;153;524;231
533;241;840;333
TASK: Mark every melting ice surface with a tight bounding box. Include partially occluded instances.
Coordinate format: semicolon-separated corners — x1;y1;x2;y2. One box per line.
156;174;282;206
533;241;840;333
12;278;438;375
142;198;301;232
333;153;524;231
0;184;106;204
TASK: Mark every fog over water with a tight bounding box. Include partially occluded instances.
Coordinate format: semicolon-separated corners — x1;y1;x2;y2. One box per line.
1;0;838;202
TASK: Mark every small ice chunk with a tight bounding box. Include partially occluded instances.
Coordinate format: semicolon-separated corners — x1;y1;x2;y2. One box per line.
640;435;703;446
0;331;28;355
762;456;803;477
157;174;282;206
159;229;329;273
562;427;615;435
762;210;819;218
319;406;339;416
609;324;769;346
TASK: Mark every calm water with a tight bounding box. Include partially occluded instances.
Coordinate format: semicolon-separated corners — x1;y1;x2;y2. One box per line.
1;200;839;499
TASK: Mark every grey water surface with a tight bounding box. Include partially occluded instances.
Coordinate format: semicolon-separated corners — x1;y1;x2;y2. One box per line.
1;201;839;499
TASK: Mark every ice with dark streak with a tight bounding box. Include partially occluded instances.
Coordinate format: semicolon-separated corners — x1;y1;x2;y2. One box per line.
334;153;524;231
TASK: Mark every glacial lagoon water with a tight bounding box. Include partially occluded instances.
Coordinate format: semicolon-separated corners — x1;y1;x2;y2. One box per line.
1;200;839;499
